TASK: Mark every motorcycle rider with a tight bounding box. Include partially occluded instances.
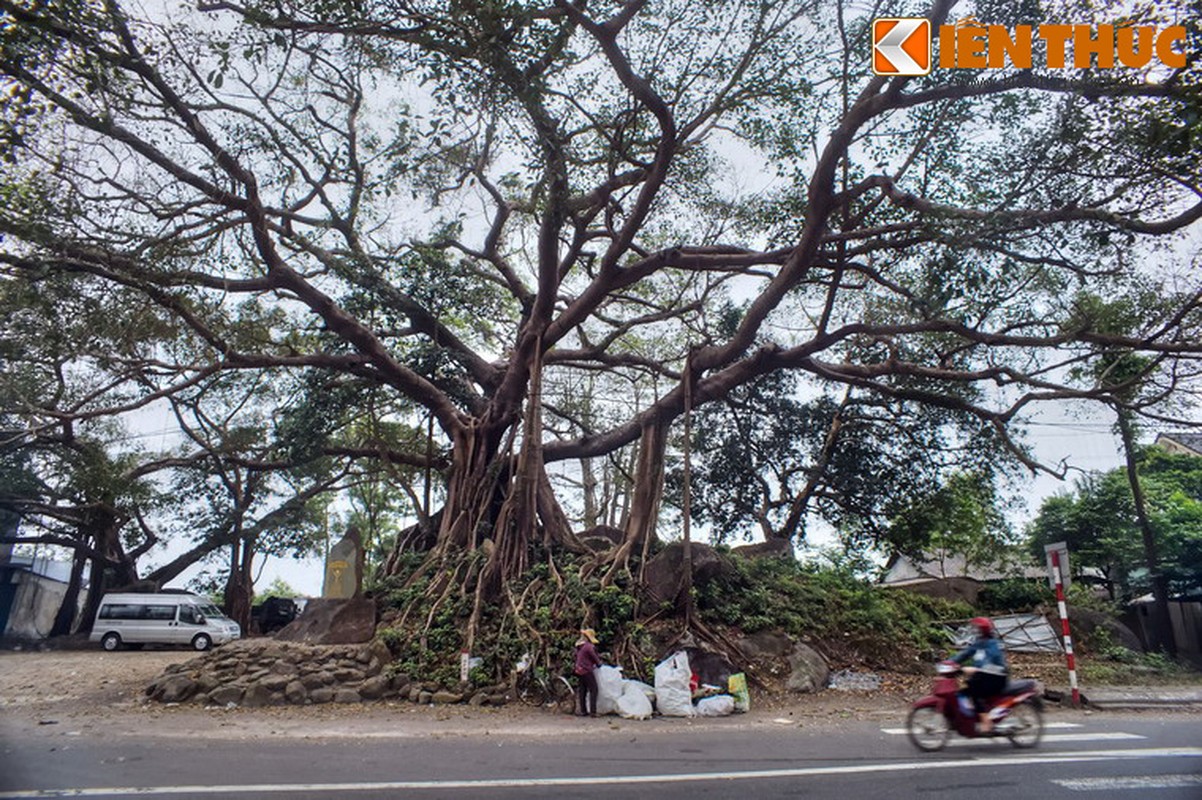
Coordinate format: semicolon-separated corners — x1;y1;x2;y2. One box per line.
951;616;1008;734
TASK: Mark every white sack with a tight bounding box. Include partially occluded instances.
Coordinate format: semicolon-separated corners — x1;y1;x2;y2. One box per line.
595;665;625;715
653;651;695;717
695;694;735;717
615;681;654;719
626;679;656;705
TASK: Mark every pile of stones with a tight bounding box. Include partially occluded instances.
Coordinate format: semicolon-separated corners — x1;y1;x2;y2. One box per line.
143;639;513;708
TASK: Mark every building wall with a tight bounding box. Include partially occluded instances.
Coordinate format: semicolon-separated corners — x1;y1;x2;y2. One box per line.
1;570;71;640
1124;600;1202;667
886;577;983;605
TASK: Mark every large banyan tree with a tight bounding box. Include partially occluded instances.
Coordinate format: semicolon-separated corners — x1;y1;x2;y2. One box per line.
1;0;1200;646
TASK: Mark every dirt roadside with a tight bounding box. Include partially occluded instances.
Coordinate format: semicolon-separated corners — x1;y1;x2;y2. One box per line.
1;648;1194;743
0;647;923;741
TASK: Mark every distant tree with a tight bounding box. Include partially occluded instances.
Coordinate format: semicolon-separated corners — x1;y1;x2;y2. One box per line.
884;471;1015;574
156;372;347;630
1027;447;1202;602
257;576;298;600
1072;292;1202;653
673;370;1012;548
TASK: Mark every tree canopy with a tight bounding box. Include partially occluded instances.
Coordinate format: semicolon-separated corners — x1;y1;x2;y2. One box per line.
1;0;1200;649
1028;446;1202;600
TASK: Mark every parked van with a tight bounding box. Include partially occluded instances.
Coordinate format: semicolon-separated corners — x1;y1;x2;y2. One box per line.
89;593;241;652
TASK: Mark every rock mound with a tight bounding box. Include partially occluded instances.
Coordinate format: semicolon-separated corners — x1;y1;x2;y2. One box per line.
144;639;516;708
145;639;398;706
274;598;376;644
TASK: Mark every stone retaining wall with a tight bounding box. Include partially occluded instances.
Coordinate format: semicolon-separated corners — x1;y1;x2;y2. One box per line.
144;639;512;708
145;634;829;707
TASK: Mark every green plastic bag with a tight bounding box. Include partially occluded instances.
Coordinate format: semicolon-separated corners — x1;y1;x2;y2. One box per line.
728;672;750;713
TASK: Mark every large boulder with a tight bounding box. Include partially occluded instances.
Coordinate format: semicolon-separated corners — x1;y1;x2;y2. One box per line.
577;525;626;552
643;542;731;609
148;673;199;703
683;647;735;689
736;631;794;660
786;642;830;693
1067;606;1145;653
275;598;376;645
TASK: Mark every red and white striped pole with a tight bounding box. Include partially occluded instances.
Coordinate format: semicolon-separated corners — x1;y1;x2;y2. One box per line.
1051;549;1080;707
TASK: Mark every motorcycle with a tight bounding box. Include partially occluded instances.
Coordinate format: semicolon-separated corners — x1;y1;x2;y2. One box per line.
906;660;1044;751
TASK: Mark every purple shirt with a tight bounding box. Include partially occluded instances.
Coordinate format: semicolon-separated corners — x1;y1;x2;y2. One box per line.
574;641;602;675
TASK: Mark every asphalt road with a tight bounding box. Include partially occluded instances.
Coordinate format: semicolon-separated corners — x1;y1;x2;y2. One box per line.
1;714;1199;799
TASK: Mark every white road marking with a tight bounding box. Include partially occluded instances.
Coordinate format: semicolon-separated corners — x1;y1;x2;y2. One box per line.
1054;774;1202;791
0;747;1199;798
949;733;1143;747
881;731;1143;746
881;722;1083;734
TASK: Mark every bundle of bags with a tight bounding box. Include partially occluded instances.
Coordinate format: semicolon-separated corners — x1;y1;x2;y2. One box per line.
595;665;655;719
592;650;750;719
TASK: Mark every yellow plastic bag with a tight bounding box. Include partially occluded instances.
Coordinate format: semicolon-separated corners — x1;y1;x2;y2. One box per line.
728;672;750;713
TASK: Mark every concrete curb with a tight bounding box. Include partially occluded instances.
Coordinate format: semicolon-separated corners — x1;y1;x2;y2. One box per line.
1044;685;1202;709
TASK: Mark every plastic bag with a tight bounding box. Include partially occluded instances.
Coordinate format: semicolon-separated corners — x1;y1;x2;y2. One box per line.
595;665;625;715
728;672;750;713
625;679;656;705
695;694;735;716
654;651;696;717
615;681;654;719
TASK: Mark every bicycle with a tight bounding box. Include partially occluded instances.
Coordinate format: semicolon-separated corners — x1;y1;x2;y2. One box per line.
512;657;576;714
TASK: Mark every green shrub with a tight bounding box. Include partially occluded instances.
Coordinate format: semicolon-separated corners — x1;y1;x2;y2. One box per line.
375;626;406;656
978;578;1054;613
1065;583;1122;615
695;555;970;656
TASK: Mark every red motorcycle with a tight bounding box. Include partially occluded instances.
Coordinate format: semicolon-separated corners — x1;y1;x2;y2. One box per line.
906;660;1044;751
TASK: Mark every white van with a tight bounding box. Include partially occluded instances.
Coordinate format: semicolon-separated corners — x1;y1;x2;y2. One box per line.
89;593;241;652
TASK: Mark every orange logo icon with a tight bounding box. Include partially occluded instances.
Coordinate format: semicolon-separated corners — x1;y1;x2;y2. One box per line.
872;18;932;75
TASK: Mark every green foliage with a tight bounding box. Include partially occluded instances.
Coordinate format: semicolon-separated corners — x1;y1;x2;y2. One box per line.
1027;446;1202;599
695;555;971;658
978;579;1054;614
372;552;428;607
1065;582;1122;616
376;626;405;654
373;549;656;688
187;570;225;607
886;472;1014;565
374;548;984;688
256;576;298;600
1079;627;1196;684
672;374;1016;552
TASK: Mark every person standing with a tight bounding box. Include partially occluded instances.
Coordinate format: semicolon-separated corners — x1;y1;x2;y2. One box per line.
573;628;603;717
951;616;1008;734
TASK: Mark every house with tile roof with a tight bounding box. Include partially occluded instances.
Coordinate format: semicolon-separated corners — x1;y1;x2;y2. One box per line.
1155;431;1202;457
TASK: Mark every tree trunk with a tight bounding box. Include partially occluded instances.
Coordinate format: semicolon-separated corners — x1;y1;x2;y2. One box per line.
778;389;850;542
437;421;512;552
50;547;88;636
680;364;694;626
224;541;253;634
605;419;668;581
536;467;577;550
582;456;598;528
1116;410;1176;656
77;513;141;635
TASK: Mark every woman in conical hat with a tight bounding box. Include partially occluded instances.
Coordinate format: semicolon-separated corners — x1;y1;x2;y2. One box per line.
573;628;603;717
